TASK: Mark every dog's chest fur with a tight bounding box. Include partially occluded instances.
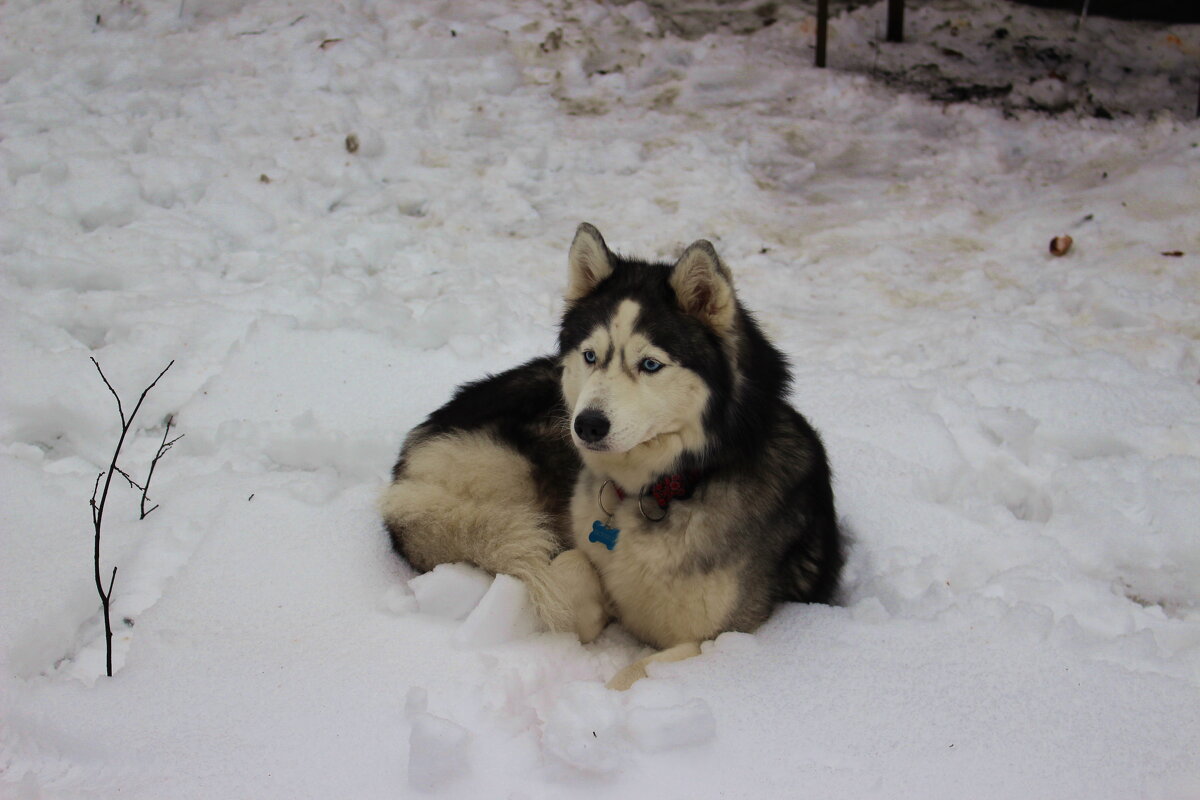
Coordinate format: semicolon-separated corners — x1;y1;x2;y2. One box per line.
569;471;741;649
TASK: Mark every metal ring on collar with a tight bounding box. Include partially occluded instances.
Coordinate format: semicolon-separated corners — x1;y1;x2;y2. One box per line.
597;480;617;517
638;493;668;522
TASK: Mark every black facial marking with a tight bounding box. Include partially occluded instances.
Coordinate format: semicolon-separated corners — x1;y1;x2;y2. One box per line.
633;297;728;392
617;343;634;377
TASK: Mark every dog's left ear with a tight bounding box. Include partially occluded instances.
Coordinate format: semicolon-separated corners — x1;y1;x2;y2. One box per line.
670;240;736;334
566;223;614;302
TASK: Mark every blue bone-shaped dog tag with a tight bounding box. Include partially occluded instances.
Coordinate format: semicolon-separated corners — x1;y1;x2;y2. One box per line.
589;519;619;551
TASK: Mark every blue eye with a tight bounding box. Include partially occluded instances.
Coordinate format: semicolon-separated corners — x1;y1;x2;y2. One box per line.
583;350;597;364
640;358;663;373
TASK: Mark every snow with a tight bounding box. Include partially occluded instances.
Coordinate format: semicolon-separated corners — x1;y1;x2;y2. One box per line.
453;574;542;647
408;564;495;621
1;0;1199;797
624;695;716;752
407;712;471;791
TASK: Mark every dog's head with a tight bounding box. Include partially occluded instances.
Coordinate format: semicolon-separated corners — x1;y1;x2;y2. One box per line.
558;223;740;488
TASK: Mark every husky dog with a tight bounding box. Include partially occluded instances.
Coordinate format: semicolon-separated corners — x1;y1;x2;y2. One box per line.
381;224;843;688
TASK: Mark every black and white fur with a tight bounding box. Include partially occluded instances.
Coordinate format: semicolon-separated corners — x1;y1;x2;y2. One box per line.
381;224;843;688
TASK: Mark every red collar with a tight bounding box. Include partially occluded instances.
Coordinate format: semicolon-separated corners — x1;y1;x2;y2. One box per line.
613;470;702;509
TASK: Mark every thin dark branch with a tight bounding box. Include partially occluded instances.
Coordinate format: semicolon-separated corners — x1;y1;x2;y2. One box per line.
103;566;117;677
91;472;103;525
127;361;175;427
140;417;182;520
91;357;126;427
114;466;145;492
89;359;175;678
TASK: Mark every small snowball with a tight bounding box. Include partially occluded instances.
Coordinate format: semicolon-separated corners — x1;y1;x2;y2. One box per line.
408;563;493;620
453;574;540;647
380;584;418;616
542;681;626;772
625;698;716;751
407;712;469;791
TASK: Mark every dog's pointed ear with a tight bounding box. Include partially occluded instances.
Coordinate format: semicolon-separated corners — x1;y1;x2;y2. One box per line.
566;223;613;302
670;239;736;333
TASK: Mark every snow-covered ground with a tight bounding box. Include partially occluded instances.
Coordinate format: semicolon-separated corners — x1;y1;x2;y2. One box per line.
2;0;1199;797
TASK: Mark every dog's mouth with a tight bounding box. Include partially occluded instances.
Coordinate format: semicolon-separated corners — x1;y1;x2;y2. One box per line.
573;434;623;453
574;429;676;455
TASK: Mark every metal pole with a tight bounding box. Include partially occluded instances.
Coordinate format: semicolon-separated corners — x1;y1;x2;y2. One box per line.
816;0;829;68
886;0;904;43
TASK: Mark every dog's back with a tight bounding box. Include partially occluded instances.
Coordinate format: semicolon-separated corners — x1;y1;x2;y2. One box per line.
380;356;584;631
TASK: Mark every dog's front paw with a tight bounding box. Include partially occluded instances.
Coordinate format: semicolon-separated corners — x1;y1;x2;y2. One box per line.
606;642;703;691
574;596;608;644
549;549;610;643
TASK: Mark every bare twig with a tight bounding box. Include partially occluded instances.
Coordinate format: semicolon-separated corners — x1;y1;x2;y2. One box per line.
91;472;103;524
114;466;145;492
91;358;127;427
140;417;183;519
88;358;175;677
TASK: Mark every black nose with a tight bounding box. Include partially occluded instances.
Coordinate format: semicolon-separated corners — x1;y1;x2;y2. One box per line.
573;409;610;444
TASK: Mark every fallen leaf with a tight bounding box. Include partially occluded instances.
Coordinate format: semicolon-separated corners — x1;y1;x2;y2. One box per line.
1049;235;1072;256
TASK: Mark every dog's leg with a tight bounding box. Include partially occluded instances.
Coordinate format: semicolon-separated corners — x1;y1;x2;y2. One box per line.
381;429;595;634
381;477;576;632
606;642;703;691
546;549;609;643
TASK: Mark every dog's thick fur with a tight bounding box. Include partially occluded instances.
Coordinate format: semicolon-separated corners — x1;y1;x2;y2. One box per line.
381;224;843;687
